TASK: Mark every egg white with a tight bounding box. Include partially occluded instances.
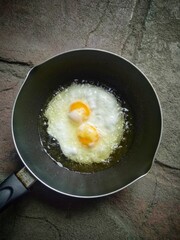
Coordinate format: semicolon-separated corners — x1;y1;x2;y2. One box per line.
44;83;125;164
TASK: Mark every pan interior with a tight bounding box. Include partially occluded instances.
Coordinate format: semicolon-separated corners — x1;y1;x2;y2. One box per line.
12;49;162;197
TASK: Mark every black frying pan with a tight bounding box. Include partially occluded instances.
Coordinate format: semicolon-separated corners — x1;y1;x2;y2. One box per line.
0;49;162;211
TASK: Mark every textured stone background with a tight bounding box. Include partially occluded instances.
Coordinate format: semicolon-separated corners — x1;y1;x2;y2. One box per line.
0;0;179;239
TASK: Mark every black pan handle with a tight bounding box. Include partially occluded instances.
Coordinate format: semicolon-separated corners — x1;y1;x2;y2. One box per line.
0;167;36;211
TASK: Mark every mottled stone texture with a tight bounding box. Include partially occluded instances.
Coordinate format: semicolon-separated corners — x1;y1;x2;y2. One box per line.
0;0;179;239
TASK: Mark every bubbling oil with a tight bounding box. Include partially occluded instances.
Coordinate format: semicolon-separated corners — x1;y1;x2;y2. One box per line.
39;80;134;173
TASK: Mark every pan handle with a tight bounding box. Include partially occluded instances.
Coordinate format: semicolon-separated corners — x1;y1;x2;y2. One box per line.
0;167;36;211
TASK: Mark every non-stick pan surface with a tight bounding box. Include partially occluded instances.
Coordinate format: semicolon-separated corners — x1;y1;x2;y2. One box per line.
12;49;162;198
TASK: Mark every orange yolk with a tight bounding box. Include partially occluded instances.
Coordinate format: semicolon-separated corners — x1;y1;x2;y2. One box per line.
69;101;91;123
77;123;99;147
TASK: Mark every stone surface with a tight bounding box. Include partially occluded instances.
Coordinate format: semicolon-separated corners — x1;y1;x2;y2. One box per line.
0;0;180;239
0;0;135;65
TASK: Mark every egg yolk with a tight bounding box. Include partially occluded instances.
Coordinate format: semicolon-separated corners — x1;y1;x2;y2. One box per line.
69;101;91;123
77;123;99;147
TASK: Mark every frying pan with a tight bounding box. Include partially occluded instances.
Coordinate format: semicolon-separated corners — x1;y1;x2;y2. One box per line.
0;49;162;210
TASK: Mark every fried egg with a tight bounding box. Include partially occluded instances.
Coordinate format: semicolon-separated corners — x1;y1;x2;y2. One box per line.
44;83;125;164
